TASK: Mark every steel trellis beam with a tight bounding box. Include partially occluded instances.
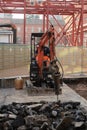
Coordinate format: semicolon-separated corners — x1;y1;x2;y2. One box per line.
0;0;87;46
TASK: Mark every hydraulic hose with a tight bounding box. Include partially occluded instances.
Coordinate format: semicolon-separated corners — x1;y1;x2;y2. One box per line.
55;57;64;79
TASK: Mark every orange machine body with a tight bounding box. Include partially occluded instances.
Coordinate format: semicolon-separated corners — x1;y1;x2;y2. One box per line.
36;25;55;75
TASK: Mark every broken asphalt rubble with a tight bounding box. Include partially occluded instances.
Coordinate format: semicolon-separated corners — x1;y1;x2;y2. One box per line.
0;101;87;130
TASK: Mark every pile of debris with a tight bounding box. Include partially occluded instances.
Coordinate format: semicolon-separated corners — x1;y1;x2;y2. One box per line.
0;101;87;130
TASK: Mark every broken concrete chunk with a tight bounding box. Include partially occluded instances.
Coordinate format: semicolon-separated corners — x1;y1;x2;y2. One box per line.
74;121;84;127
17;125;27;130
51;110;57;117
40;122;48;130
56;116;72;130
11;116;25;128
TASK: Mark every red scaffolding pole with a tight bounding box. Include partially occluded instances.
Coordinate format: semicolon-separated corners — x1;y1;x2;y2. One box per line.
0;0;87;46
80;0;84;46
23;0;26;44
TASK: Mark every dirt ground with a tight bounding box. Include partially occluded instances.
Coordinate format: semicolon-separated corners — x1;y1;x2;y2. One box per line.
65;78;87;100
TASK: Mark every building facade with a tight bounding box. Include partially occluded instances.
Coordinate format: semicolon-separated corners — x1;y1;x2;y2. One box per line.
0;15;64;44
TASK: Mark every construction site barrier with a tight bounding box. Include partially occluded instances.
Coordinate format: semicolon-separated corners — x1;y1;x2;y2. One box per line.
56;46;87;75
0;43;30;78
0;44;87;78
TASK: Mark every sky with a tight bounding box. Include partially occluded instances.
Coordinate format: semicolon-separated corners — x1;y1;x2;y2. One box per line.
12;14;24;19
12;14;43;19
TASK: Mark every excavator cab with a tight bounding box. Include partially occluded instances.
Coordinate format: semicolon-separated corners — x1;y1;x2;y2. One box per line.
30;32;52;86
30;33;43;86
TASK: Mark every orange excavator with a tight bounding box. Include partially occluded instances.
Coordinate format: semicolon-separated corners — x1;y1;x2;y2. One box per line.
30;25;63;98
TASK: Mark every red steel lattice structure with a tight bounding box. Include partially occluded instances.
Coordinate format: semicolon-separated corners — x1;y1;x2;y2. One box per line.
0;0;87;46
